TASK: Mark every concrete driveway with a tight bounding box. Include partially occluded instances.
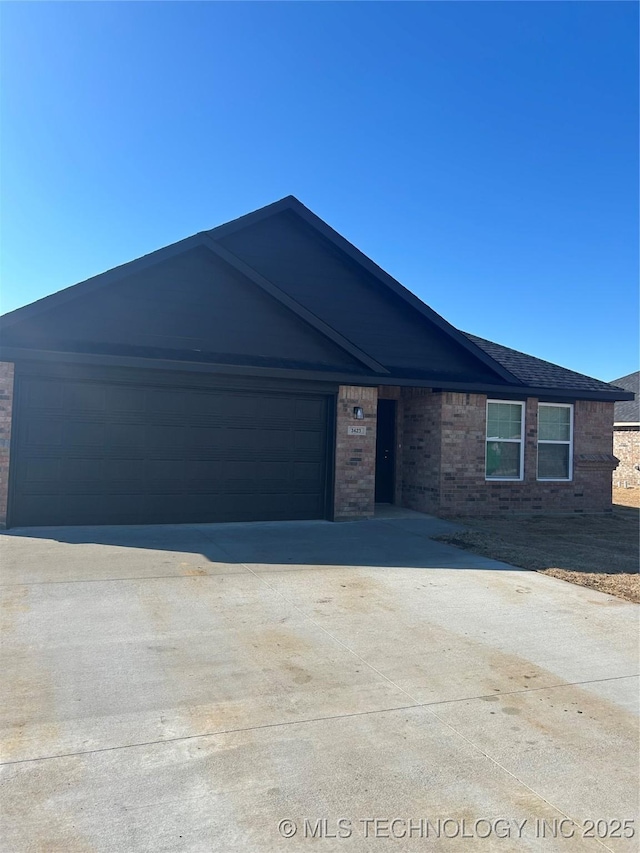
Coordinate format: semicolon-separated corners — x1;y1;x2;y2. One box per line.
1;511;638;852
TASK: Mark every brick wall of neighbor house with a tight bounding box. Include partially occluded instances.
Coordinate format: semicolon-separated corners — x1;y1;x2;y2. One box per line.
333;385;378;520
0;362;14;528
613;427;640;489
397;391;616;515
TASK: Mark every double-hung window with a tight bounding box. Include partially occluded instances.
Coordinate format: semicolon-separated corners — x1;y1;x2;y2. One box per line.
537;403;573;480
485;401;525;480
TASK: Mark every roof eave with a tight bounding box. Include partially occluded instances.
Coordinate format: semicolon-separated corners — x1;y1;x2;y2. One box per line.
0;235;204;331
1;346;632;401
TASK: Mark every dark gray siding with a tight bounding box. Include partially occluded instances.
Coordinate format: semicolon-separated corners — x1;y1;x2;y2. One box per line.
215;211;505;383
2;247;365;373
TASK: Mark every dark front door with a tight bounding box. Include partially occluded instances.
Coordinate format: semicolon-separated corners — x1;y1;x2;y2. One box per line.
10;372;332;527
375;399;396;503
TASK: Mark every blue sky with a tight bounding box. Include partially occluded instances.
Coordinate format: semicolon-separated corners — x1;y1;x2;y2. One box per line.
1;2;637;381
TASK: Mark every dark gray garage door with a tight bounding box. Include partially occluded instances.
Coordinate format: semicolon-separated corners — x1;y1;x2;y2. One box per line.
10;374;332;527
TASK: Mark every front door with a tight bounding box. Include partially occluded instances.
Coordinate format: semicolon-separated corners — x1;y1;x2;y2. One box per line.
375;399;396;503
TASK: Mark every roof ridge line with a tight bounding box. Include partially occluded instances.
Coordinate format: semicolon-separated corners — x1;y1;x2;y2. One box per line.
235;196;522;386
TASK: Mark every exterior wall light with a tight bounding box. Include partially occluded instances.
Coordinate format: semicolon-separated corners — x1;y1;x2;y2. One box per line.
353;406;364;420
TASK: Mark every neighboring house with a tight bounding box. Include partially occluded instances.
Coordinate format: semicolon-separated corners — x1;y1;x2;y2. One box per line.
611;371;640;490
0;196;632;528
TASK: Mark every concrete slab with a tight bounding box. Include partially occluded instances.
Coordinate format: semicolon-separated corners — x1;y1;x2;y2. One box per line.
0;524;239;584
0;706;620;853
432;677;640;833
256;563;638;702
0;572;409;763
1;517;638;852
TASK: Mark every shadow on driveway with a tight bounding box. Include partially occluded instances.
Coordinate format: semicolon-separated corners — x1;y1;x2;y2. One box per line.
1;513;522;573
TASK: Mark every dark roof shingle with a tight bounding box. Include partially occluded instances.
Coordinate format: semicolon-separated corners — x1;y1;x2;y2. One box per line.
464;333;625;394
611;372;639;422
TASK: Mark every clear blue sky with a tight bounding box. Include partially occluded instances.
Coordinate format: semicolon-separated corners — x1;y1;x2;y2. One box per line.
1;2;637;381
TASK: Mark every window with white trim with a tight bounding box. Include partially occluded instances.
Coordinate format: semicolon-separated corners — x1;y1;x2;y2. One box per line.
485;400;525;480
537;403;573;481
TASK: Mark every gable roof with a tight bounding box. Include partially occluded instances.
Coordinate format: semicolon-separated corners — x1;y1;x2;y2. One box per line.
0;196;633;402
207;196;516;385
610;371;639;423
464;333;623;394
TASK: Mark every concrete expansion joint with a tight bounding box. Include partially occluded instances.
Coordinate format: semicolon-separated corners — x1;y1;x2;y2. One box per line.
2;673;636;770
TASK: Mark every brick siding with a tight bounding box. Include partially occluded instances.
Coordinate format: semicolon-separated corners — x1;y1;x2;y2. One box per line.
0;366;617;525
333;385;377;520
398;390;616;515
400;388;442;514
613;426;640;489
0;362;14;527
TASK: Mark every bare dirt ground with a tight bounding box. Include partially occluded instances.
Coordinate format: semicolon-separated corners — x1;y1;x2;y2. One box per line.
437;498;639;603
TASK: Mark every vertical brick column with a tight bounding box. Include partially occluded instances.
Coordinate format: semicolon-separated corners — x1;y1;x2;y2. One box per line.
0;362;14;528
613;427;640;489
572;400;616;511
333;385;377;520
400;388;442;513
439;392;487;512
522;397;539;485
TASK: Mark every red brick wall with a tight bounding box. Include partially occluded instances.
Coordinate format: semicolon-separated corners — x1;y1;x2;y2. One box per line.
0;362;14;527
333;385;378;520
397;391;616;516
400;388;442;513
613;427;640;489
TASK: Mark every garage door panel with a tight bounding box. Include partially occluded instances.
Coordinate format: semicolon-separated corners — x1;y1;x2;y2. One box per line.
184;460;224;489
61;495;109;525
63;383;107;413
293;461;322;482
294;429;323;451
145;460;186;492
146;424;186;452
20;458;61;492
102;460;147;492
260;396;296;419
295;398;325;420
64;458;105;488
146;388;189;413
259;428;291;451
11;376;331;526
21;379;64;410
225;426;256;448
106;385;147;413
106;423;147;451
22;418;63;449
64;421;105;448
227;395;261;419
187;426;226;453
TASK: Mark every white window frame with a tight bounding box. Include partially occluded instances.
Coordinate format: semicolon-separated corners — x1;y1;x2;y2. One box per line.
485;400;525;481
537;402;574;481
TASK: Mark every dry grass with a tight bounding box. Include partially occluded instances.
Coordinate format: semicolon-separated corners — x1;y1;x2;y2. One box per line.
436;506;639;603
613;487;640;509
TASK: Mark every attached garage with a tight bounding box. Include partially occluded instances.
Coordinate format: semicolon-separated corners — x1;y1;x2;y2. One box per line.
9;367;333;527
0;196;630;528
